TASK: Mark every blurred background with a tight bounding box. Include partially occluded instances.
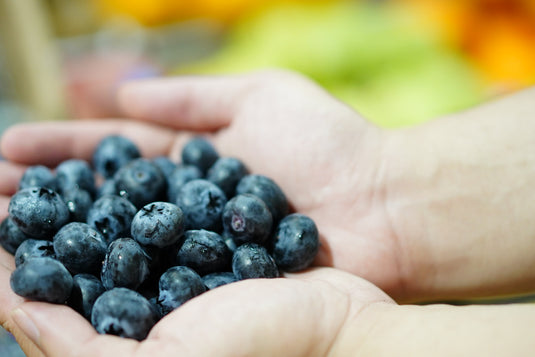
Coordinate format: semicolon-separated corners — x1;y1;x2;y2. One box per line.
1;0;535;354
1;0;534;133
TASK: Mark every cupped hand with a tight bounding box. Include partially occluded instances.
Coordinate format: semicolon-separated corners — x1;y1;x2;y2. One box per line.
1;70;407;298
1;262;393;357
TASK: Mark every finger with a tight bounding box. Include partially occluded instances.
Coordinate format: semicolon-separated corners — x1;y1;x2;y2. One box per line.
117;73;261;131
149;268;380;357
0;161;26;195
1;120;177;167
286;268;395;304
11;302;139;357
0;254;44;357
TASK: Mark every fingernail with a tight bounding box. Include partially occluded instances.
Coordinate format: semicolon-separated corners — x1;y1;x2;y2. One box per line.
11;308;40;346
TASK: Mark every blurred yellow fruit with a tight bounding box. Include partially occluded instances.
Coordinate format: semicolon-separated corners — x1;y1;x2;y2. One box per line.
94;0;332;26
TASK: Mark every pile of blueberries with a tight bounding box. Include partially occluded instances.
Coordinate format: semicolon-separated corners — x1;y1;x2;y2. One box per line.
0;135;320;340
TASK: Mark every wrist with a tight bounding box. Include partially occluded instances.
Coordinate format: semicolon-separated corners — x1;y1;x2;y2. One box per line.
382;89;535;301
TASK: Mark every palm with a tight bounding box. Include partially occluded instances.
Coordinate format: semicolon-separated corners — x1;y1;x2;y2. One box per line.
0;71;402;297
0;260;391;356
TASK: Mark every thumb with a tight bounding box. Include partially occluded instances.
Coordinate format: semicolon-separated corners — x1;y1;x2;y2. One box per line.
11;302;139;357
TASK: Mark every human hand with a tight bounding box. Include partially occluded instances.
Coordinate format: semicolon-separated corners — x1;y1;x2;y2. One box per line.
113;72;535;302
3;71;535;307
1;70;405;298
1;261;393;357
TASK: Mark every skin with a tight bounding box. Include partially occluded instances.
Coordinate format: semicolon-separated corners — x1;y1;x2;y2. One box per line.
0;70;535;356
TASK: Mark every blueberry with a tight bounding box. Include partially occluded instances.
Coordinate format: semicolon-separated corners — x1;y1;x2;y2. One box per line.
53;222;107;275
92;135;141;179
166;164;203;203
101;238;150;290
55;159;96;197
222;194;273;246
91;287;159;340
10;257;73;303
18;165;57;191
202;272;238;290
152;156;177;179
61;187;93;222
14;239;55;267
206;157;248;198
176;230;232;275
0;217;31;254
131;202;184;248
181;137;219;174
97;179;117;198
158;266;206;315
8;187;70;239
114;158;167;209
236;175;289;223
176;179;227;232
86;195;137;245
68;274;106;320
232;243;279;280
272;214;320;272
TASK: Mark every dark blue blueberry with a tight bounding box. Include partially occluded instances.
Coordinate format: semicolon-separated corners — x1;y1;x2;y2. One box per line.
14;239;55;267
91;287;159;340
176;179;227;232
61;187;93;222
0;217;31;254
68;274;106;320
53;222;107;275
222;194;273;246
206;157;248;198
158;266;206;315
151;156;177;179
166;164;203;203
236;175;289;223
18;165;56;191
232;243;279;280
8;187;70;239
92;135;141;179
10;257;73;303
55;159;96;197
176;230;232;275
272;214;320;272
131;202;184;248
101;238;150;290
181;137;219;174
86;195;137;245
202;272;238;290
114;158;166;209
97;179;117;198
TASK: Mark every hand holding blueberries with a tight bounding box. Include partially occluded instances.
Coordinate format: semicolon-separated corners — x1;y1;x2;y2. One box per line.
1;70;535;356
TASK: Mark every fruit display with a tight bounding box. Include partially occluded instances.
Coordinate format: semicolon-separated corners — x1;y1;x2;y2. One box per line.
1;135;320;340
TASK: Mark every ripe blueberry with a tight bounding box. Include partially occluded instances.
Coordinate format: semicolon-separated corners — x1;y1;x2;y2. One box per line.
181;137;219;174
10;257;73;303
272;213;320;272
176;179;227;232
158;266;206;315
222;194;273;246
8;187;70;239
92;135;141;179
131;202;184;248
91;287;159;340
232;243;279;280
